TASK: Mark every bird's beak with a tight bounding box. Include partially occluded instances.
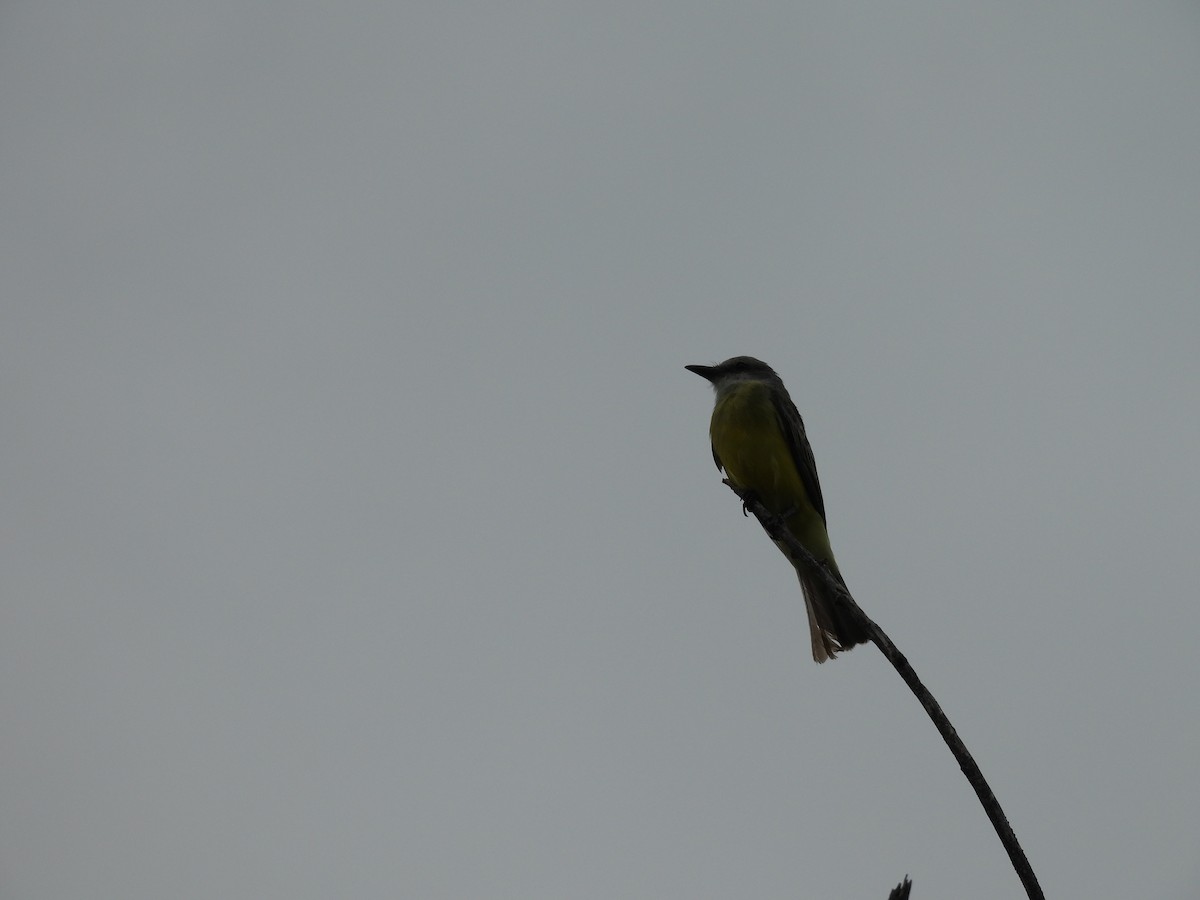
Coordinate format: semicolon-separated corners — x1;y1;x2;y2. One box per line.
685;364;718;382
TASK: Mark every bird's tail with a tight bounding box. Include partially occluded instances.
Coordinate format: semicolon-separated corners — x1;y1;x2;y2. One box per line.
795;561;870;663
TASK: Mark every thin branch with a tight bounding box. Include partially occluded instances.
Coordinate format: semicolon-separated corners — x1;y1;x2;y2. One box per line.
723;481;1045;900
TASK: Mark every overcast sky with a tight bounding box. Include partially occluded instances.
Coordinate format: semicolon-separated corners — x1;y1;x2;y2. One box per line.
3;2;1199;898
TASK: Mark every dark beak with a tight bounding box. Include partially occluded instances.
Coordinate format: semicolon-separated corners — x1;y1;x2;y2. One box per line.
685;364;718;382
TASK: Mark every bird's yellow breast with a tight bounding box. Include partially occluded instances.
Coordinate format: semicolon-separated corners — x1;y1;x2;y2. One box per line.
709;381;807;513
708;380;835;564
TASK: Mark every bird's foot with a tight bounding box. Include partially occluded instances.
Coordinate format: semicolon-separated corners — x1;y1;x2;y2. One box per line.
721;479;758;516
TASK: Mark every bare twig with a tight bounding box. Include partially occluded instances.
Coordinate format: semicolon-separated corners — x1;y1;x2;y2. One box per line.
723;481;1045;900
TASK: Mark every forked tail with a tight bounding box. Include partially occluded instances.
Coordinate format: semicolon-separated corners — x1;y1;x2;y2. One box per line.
796;563;870;663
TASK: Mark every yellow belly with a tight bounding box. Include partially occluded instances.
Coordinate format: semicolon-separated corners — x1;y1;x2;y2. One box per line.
709;381;835;563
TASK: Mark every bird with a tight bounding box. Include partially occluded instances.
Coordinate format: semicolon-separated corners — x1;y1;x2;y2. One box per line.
686;356;868;662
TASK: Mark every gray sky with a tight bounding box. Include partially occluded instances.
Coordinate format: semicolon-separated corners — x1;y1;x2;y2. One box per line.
3;2;1199;898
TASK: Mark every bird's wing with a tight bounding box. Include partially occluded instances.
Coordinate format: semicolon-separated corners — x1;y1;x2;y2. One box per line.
771;390;828;524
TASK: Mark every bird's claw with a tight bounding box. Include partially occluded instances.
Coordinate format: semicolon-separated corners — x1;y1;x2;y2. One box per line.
739;491;760;517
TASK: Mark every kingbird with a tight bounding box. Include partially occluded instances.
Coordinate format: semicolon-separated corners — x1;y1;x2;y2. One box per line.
686;356;868;662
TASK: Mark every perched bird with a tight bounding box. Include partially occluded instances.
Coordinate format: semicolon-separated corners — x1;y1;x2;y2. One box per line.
686;356;869;662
